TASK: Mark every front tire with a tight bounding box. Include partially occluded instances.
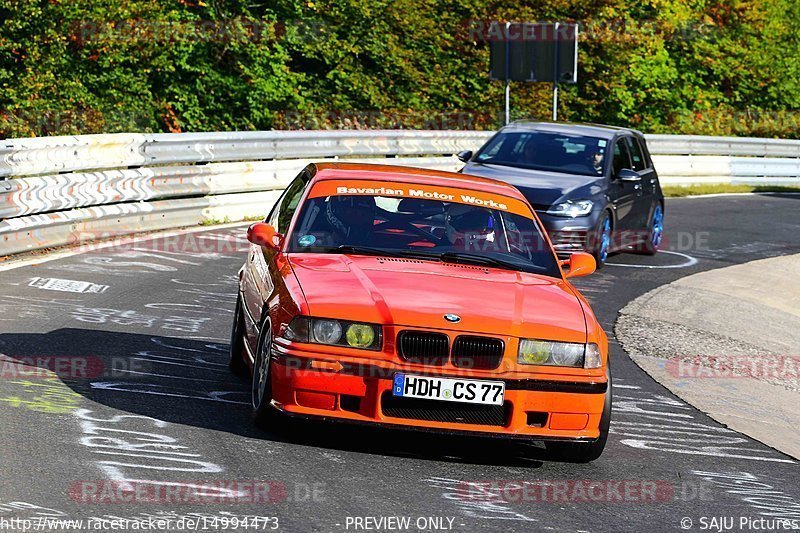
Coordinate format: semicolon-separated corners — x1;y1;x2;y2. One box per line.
228;297;248;375
591;212;612;269
640;203;664;256
546;367;612;463
251;321;278;428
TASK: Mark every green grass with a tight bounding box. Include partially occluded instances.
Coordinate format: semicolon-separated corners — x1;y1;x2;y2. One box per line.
199;215;263;226
198;216;233;226
663;184;800;197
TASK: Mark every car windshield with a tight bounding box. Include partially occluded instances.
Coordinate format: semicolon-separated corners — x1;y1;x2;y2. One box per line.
287;195;561;277
474;131;608;177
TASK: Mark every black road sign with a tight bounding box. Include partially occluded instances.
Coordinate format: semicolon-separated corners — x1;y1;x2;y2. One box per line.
489;22;578;83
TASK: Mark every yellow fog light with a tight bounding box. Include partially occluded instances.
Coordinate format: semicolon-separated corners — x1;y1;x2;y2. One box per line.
346;324;375;348
518;339;551;365
518;339;588;368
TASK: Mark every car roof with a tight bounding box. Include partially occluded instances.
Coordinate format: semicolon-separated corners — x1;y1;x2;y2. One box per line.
500;120;643;140
309;162;530;202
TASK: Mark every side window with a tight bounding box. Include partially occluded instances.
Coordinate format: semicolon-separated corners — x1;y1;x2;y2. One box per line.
474;133;506;161
625;136;646;172
269;176;307;234
612;139;632;176
635;137;652;169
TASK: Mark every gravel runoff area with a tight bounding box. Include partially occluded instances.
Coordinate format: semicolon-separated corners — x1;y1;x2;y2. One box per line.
616;253;800;459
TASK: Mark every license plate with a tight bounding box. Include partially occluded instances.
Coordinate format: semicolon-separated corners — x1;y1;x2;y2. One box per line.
392;373;505;406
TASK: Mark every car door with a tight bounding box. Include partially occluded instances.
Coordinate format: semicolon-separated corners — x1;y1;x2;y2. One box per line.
242;173;309;355
625;135;656;233
608;137;641;233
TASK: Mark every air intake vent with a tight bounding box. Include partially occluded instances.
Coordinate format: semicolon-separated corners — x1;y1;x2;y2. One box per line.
398;331;449;365
382;393;510;426
378;258;489;272
440;263;490;272
451;336;505;370
377;258;427;264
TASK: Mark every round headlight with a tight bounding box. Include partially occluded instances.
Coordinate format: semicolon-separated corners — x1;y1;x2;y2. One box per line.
312;320;342;344
346;324;375;348
552;343;585;367
518;340;550;365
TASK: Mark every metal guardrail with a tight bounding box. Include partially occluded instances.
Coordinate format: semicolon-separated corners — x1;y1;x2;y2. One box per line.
645;134;800;157
0;134;147;178
1;130;799;257
0;131;491;178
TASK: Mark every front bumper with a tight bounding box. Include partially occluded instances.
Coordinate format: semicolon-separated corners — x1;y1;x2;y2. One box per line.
268;345;607;441
536;211;601;253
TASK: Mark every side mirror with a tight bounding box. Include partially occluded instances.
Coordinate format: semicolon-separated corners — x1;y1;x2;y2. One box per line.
561;252;596;278
456;150;473;163
616;169;641;182
247;222;283;251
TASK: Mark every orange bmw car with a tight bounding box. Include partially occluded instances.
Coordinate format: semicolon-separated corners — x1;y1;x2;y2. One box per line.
230;163;611;462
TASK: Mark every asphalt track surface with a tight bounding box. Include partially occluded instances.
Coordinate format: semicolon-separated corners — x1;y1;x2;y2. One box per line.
0;194;798;533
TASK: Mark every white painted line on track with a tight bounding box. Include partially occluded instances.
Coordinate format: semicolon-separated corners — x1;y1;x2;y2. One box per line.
673;191;800;199
606;250;699;269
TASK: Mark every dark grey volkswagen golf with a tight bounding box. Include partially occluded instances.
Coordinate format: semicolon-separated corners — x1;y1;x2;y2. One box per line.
458;121;664;268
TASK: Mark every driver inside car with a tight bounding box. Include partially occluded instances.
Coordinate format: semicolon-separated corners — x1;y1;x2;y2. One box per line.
444;203;499;252
325;195;377;245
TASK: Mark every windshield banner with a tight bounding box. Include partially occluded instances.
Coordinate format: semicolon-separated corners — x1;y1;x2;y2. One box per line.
308;180;534;218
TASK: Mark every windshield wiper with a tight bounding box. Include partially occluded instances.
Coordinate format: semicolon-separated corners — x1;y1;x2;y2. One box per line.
332;246;546;274
476;158;528;169
437;251;522;271
334;245;404;258
477;159;564;174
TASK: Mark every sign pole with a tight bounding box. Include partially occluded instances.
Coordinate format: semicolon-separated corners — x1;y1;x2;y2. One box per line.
552;22;559;121
552;83;558;121
505;81;510;125
504;22;511;125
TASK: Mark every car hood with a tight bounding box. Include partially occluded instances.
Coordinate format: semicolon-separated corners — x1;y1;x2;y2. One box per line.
288;254;587;342
461;162;604;208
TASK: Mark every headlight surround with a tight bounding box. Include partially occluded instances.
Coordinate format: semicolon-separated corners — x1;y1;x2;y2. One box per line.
283;317;382;351
546;199;594;218
584;343;602;369
518;340;602;369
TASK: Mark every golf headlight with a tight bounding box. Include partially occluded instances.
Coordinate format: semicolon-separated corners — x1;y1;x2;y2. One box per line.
546;200;594;217
518;340;602;369
283;317;381;350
